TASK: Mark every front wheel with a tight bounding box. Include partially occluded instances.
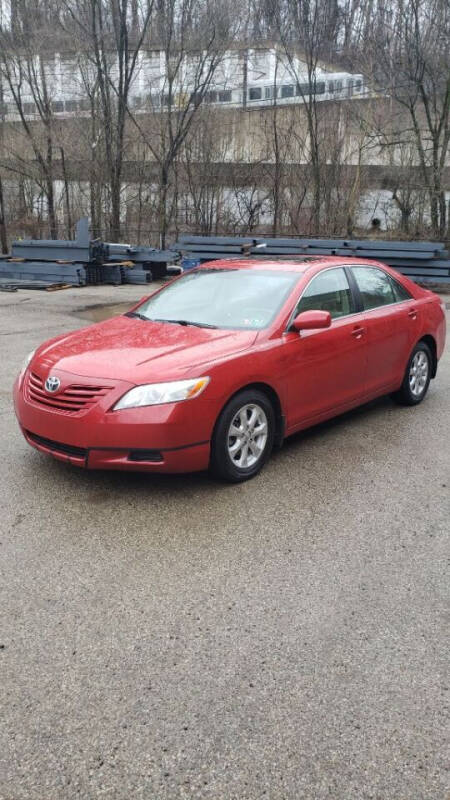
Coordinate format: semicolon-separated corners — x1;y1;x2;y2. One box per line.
392;341;432;406
210;389;275;483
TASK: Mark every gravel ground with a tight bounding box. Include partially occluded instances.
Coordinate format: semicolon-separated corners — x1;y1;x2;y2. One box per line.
0;285;449;800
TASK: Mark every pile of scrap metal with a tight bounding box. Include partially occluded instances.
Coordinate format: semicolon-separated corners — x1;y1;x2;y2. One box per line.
172;235;450;284
0;218;179;291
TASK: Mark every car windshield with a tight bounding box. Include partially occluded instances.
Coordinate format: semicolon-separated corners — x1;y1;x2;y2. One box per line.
134;268;300;330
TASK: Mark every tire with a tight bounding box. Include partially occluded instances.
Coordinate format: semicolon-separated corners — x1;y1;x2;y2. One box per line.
210;389;275;482
392;341;432;406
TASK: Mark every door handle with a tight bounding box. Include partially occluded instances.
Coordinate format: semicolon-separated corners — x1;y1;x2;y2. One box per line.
408;309;418;319
351;326;366;339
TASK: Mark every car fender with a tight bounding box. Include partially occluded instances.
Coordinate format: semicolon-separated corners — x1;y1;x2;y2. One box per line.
205;347;287;421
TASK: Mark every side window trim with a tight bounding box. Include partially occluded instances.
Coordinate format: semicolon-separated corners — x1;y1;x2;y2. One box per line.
344;266;364;313
285;266;360;331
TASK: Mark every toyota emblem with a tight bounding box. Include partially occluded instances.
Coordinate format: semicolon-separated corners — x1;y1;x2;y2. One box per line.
45;376;61;393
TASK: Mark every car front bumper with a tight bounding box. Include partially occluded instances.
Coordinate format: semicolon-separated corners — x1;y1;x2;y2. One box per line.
13;369;213;473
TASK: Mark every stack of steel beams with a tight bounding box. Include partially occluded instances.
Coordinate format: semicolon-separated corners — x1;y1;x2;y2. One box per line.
106;242;178;284
3;224;448;289
0;218;178;289
172;235;450;284
0;261;87;287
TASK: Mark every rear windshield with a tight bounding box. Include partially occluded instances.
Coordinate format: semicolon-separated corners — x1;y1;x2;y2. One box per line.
136;268;300;330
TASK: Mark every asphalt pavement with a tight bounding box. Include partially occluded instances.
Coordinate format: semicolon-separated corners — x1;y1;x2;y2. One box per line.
0;285;449;799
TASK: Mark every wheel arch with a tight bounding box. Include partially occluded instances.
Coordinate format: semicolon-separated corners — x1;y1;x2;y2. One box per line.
417;334;437;378
213;382;285;449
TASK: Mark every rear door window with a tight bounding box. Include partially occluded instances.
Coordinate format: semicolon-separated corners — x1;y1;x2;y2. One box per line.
352;267;399;310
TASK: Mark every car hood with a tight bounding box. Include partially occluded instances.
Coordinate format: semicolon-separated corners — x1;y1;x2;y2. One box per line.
33;315;258;383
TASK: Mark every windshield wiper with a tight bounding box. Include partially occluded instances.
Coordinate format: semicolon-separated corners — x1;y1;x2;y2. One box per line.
126;312;218;328
152;318;218;329
125;311;149;321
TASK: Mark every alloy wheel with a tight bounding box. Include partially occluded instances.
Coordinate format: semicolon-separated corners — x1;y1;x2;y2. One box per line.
409;350;429;396
227;403;268;469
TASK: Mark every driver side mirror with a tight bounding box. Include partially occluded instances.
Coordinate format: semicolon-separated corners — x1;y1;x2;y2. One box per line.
291;310;332;332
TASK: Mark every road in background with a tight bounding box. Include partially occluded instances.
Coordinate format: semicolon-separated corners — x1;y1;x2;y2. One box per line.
1;286;449;799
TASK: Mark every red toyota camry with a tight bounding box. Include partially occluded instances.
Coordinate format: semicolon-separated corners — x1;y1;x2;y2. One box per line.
13;257;446;482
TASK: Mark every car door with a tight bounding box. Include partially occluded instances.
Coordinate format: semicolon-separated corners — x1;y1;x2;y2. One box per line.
281;267;368;430
350;266;418;397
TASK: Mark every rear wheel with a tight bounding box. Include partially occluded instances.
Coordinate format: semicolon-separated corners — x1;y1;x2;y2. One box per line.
210;389;275;482
392;341;432;406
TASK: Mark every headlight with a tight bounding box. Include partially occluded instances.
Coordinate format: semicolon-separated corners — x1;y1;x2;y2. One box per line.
113;377;210;410
21;349;35;374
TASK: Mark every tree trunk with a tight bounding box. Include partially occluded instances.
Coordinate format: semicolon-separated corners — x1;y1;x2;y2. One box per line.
438;191;446;240
401;207;411;234
46;176;57;239
18;178;27;220
346;212;354;237
305;101;321;234
430;192;439;238
109;175;122;242
90;179;99;238
45;125;57;239
310;143;321;234
159;166;169;249
312;173;321;234
272;111;281;236
0;176;8;253
60;147;72;239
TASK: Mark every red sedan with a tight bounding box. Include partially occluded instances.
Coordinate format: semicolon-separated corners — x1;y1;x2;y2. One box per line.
13;257;446;482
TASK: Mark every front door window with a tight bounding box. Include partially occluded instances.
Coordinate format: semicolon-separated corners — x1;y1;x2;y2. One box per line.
295;267;353;319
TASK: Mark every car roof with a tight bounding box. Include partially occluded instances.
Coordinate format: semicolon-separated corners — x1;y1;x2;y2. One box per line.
197;256;387;274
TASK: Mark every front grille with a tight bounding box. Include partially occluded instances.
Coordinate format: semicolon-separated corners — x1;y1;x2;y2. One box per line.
27;372;110;414
26;431;87;459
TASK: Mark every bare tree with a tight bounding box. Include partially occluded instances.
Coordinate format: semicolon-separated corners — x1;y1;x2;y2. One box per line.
127;0;239;246
355;0;450;238
182;106;233;234
0;5;62;237
62;0;155;240
394;1;449;237
264;1;343;233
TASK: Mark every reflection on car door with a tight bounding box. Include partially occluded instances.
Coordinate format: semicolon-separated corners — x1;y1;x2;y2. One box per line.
350;267;418;396
281;267;368;430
